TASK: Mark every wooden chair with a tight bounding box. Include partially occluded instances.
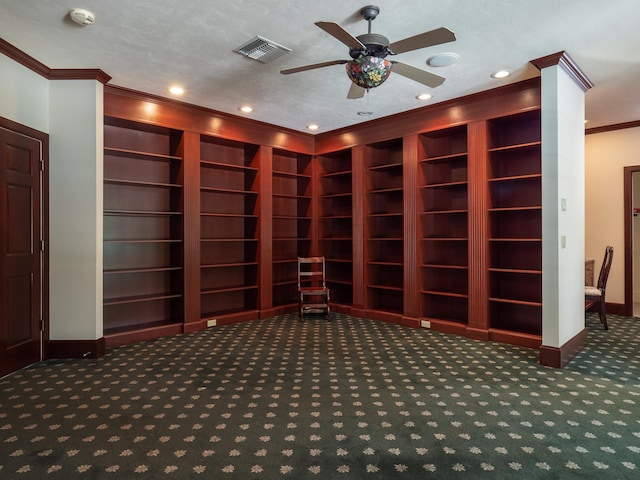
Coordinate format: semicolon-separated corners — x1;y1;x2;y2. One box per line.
585;246;613;330
297;257;331;321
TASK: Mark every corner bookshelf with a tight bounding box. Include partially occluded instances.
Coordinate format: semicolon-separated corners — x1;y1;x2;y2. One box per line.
103;117;184;345
272;150;312;312
318;150;353;310
200;136;260;322
365;139;404;319
487;110;542;337
418;126;469;330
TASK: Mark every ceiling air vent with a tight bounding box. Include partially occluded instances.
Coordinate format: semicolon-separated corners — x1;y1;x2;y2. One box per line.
233;36;291;63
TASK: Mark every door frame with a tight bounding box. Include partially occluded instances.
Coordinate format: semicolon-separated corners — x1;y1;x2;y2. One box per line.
0;115;49;368
623;165;640;316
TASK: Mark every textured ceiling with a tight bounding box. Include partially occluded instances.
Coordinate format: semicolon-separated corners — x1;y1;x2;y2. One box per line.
1;0;639;133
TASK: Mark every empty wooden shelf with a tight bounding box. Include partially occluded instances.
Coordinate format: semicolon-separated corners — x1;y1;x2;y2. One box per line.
103;117;184;345
199;136;260;321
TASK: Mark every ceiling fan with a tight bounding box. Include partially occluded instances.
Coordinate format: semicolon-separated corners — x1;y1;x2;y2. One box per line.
280;5;456;99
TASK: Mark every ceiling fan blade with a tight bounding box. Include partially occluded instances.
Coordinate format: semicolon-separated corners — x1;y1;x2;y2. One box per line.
315;21;366;50
347;82;366;99
281;60;349;75
388;27;456;54
391;61;446;88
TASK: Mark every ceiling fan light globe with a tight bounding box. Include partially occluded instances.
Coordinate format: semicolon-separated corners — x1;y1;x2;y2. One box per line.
346;56;392;89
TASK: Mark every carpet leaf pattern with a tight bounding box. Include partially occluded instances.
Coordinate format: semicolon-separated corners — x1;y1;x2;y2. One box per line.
1;313;639;479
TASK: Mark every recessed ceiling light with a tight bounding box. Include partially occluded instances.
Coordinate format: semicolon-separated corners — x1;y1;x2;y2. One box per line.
416;93;433;101
426;52;459;67
307;123;319;131
168;85;184;95
491;70;511;79
357;111;373;116
238;105;253;113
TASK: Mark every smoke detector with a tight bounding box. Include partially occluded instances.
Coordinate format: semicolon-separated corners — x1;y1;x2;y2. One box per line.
69;8;96;26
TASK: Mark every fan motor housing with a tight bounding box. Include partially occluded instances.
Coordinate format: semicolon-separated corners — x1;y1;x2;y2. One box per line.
350;33;391;58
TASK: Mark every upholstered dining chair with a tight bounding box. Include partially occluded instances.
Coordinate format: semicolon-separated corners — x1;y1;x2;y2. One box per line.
585;246;613;330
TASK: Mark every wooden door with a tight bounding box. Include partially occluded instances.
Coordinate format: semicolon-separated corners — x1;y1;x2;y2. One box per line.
0;125;42;377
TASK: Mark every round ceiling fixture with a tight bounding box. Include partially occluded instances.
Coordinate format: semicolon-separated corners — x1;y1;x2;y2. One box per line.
426;52;459;67
69;8;96;26
346;56;392;89
491;69;511;79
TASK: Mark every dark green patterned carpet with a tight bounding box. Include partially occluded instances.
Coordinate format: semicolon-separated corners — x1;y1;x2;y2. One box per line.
1;313;638;479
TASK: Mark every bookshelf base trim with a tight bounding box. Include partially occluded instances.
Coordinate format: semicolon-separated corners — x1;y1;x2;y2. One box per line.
489;328;541;349
105;323;183;348
425;318;468;336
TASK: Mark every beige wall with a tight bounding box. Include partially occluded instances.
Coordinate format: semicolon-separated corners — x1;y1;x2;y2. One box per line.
1;52;104;341
585;126;640;306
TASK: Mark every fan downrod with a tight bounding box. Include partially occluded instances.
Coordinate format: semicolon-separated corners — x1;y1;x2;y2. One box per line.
349;5;389;59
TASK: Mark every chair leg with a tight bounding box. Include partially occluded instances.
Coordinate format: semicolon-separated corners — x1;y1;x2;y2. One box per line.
326;293;331;321
299;294;304;322
599;298;608;330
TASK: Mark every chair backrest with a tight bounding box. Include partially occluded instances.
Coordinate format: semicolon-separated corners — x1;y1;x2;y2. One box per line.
298;257;326;289
597;246;614;292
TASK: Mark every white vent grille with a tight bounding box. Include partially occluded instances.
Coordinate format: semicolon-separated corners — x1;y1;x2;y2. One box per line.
233;36;291;63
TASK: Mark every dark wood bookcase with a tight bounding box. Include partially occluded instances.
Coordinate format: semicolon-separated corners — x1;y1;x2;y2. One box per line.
487;110;542;336
365;139;404;317
418;126;469;326
103;117;184;342
199;136;260;321
101;78;547;352
272;149;312;310
317;150;353;309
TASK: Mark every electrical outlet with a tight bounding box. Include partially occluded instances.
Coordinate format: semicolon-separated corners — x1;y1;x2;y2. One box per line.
421;320;431;329
206;318;217;327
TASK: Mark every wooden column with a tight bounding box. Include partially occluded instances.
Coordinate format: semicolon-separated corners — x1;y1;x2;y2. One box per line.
466;121;490;339
258;145;274;318
310;155;320;256
351;145;366;317
179;131;202;332
402;134;420;326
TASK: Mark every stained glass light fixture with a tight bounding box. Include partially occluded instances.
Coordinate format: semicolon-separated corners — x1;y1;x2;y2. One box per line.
345;56;392;89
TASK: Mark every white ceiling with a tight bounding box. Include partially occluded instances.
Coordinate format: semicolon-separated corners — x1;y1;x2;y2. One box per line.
1;0;639;133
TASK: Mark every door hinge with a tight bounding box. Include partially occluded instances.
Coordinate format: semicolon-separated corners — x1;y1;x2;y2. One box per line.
40;240;45;251
40;159;45;171
40;319;44;331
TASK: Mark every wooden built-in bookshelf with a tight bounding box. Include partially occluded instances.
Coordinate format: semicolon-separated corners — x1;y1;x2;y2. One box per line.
418;126;469;331
271;150;312;312
103;117;184;345
365;139;404;320
102;77;547;352
487;110;542;337
318;150;353;311
199;136;260;322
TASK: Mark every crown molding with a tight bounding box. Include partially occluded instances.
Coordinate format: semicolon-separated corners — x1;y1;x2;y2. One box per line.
531;51;593;92
586;119;640;135
0;37;49;77
0;37;110;84
49;69;111;84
